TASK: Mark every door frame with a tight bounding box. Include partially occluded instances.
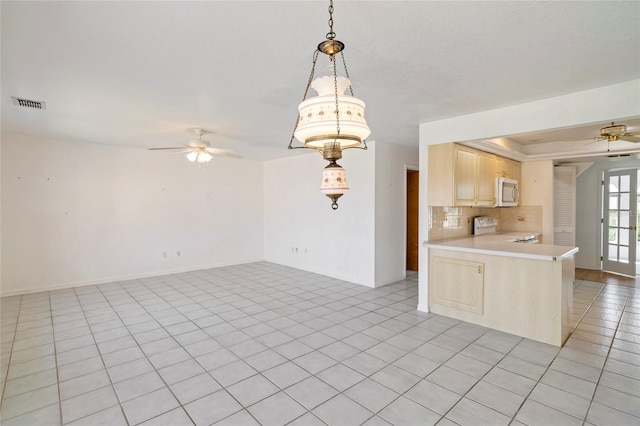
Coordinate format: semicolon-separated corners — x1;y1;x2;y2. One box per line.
600;167;639;277
404;164;420;274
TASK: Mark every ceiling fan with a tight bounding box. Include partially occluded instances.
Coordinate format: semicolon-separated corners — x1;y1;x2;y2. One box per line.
149;129;242;163
588;122;640;144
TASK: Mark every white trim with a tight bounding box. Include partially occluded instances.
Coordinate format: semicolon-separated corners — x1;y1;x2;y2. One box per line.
263;257;374;288
374;274;409;288
0;258;263;298
417;303;430;313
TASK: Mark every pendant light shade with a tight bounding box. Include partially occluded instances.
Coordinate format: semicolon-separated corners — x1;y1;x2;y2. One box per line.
295;76;370;149
320;161;349;210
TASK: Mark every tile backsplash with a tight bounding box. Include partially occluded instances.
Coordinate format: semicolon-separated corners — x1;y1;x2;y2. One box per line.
428;205;543;240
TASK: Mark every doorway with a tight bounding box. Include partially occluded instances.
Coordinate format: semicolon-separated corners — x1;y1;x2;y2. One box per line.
602;168;638;277
406;170;419;271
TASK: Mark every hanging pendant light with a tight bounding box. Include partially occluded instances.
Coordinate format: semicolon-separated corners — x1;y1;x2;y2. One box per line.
288;0;370;210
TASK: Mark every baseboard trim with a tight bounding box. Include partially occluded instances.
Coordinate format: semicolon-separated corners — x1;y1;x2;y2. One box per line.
0;258;263;298
263;257;374;288
374;274;408;288
417;303;430;313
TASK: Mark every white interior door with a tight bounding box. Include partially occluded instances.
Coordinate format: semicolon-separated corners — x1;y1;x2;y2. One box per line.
554;166;576;246
602;169;638;277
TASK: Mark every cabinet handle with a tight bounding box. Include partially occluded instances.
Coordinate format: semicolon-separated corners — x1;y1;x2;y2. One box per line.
478;266;482;273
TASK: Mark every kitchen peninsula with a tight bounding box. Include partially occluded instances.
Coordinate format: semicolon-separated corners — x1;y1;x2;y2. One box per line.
424;234;578;346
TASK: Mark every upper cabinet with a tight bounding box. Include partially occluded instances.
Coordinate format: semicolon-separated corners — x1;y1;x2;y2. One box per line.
495;156;521;181
428;143;520;207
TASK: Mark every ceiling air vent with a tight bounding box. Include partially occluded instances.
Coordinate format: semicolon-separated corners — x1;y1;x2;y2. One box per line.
11;96;46;110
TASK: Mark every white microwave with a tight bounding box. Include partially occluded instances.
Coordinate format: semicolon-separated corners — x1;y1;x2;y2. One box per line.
496;177;519;207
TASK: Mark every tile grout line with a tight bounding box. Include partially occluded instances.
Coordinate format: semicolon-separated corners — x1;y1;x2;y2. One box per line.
157;272;421;425
203;274;422;425
281;310;458;426
0;294;23;411
65;285;133;426
49;290;66;426
581;285;633;426
570;281;607;334
434;330;522;424
93;277;206;426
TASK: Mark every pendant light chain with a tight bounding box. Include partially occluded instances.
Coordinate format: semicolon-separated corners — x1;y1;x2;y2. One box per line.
288;50;321;149
340;51;367;150
333;55;341;140
326;0;336;40
340;52;354;97
329;0;340;144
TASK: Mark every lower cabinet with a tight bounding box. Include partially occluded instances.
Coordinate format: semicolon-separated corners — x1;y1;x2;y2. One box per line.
428;248;574;346
431;256;484;315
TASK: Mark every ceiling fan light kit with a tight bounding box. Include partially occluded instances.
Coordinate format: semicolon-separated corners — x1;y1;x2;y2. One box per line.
288;0;370;210
148;128;242;163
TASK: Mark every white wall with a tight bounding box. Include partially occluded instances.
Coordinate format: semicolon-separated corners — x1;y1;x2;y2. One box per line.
374;142;419;286
521;160;555;244
1;133;264;296
575;159;640;270
263;146;376;286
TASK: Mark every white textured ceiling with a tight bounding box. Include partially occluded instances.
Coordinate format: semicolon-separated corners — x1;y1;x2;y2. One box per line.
2;1;639;160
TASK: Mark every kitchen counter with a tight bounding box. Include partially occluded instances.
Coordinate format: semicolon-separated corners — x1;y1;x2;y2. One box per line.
424;234;578;261
425;232;576;346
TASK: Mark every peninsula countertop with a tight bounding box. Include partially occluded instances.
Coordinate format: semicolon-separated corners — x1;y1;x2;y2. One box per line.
424;233;579;261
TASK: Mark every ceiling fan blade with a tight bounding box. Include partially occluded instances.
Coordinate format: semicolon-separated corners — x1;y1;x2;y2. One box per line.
586;137;607;145
620;135;640;143
552;136;601;143
148;147;188;150
206;147;243;158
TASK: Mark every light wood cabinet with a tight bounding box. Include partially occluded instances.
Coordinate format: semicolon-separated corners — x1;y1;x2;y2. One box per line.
428;248;574;347
511;160;521;182
495;156;521;181
453;145;476;205
475;150;497;206
428;143;500;207
431;256;484;314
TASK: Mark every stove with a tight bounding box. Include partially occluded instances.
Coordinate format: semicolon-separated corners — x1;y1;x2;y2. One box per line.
509;235;540;243
473;216;540;244
473;216;498;235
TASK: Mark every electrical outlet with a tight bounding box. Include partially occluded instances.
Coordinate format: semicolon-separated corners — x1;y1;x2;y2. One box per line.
177;250;181;257
163;251;167;259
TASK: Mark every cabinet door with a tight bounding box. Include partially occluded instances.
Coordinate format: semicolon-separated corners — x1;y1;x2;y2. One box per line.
431;256;484;314
476;151;496;206
454;146;476;206
495;157;508;178
511;160;521;182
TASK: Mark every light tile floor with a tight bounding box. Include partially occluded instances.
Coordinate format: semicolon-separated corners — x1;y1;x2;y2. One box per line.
1;262;639;426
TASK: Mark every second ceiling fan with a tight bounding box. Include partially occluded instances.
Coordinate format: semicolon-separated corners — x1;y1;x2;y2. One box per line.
149;129;242;163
